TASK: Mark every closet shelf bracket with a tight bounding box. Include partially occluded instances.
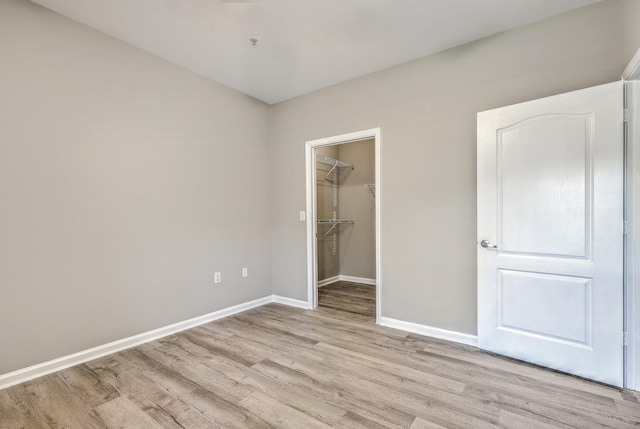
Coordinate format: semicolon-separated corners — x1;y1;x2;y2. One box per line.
317;219;355;237
366;184;375;197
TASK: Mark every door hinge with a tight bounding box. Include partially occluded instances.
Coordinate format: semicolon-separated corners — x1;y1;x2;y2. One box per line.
624;220;630;235
624;108;633;123
624;331;631;347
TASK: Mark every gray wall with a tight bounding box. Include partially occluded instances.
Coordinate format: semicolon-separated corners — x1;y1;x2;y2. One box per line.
622;0;640;70
0;0;271;374
338;140;376;280
271;1;622;334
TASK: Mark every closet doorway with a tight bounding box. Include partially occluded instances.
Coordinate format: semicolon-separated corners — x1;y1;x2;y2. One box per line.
305;128;381;322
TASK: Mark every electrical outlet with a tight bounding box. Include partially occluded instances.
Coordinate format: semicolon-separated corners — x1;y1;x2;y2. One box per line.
299;211;306;221
242;267;248;278
214;272;222;284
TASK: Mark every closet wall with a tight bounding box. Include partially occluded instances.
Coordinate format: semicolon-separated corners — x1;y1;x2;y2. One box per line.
316;145;340;280
338;139;375;281
317;140;375;283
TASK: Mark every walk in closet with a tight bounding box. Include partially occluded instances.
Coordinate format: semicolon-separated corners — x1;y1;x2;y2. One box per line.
315;139;376;288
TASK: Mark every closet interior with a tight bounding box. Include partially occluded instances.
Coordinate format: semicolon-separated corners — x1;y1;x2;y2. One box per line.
316;139;376;301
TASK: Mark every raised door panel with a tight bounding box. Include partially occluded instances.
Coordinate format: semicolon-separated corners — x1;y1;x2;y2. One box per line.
498;114;591;258
498;270;591;346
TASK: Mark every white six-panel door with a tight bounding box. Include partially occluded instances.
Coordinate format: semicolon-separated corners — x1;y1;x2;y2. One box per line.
477;81;624;386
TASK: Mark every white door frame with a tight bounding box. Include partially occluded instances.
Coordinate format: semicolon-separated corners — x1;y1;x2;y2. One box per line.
624;80;639;390
305;128;381;322
623;48;640;390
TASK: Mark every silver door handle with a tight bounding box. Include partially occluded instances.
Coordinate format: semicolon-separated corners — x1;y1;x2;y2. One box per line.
480;239;498;249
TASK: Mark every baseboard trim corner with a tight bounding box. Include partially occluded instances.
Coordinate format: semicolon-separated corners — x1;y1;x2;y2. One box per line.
318;275;376;287
0;295;273;391
272;295;310;309
379;316;478;347
339;275;376;286
317;276;340;287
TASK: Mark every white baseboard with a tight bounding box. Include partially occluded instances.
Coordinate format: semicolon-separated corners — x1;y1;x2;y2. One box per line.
318;275;340;287
339;275;376;286
272;295;310;309
0;295;304;391
318;275;376;287
379;316;478;347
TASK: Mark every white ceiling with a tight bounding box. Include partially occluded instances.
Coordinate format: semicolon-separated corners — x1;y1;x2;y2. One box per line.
31;0;600;104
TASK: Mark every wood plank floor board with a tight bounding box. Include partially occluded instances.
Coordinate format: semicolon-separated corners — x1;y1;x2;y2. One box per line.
236;345;409;428
2;282;640;428
238;391;333;429
119;348;256;408
88;356;235;429
177;329;263;367
412;349;624;420
497;410;572;429
12;375;107;428
147;335;256;384
283;352;503;429
112;351;271;429
230;367;348;427
94;396;165;429
246;342;496;428
56;364;120;408
336;410;392;429
409;417;451;429
463;385;631;429
316;354;496;420
414;339;627;401
615;399;640;424
85;354;221;429
136;342;255;404
0;389;51;429
251;358;417;429
321;333;608;416
128;387;218;429
249;314;416;361
286;358;502;429
205;319;323;367
411;343;632;428
140;341;343;427
231;314;321;347
311;343;467;395
138;335;339;429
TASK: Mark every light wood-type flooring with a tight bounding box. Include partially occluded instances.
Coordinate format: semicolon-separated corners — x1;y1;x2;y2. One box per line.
1;281;640;428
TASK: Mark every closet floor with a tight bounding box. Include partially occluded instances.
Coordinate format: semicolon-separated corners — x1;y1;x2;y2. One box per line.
1;285;639;428
318;280;376;318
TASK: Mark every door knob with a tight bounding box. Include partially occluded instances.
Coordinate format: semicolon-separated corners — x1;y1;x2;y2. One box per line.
480;239;498;249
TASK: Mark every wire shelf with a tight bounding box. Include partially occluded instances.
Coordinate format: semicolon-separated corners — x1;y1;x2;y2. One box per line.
317;219;354;237
316;156;354;185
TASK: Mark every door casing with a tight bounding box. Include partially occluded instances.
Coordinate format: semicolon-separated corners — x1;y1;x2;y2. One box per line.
623;48;640;391
305;128;381;322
